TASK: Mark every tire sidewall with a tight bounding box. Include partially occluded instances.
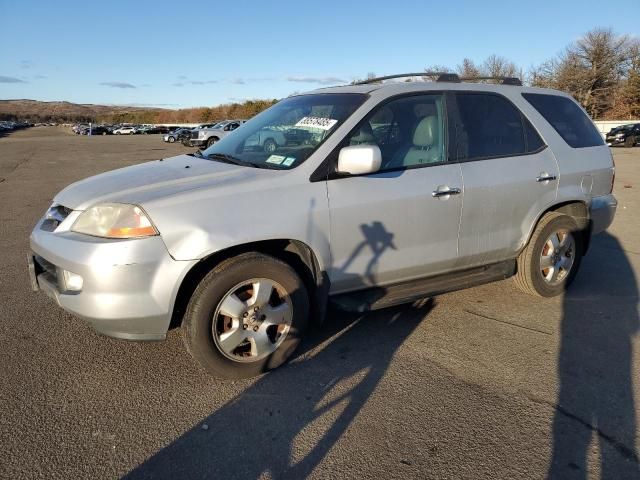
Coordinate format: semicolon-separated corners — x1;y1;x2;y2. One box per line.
263;139;276;153
184;254;309;379
528;215;583;297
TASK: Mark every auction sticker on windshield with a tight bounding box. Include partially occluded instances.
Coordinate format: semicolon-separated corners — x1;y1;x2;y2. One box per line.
266;155;286;165
295;117;338;131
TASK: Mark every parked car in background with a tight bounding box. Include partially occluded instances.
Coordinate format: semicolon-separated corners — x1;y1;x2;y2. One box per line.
79;125;111;135
163;127;190;143
606;123;640;147
0;120;31;133
244;127;288;153
28;74;616;379
72;124;89;134
188;120;246;148
149;126;171;134
113;126;136;135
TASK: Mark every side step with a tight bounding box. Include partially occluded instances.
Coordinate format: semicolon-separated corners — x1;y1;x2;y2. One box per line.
330;260;516;312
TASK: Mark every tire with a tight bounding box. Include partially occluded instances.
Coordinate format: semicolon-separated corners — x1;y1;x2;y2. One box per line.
206;136;218;148
514;212;584;297
115;132;121;135
263;138;277;153
182;252;310;379
168;136;175;143
625;136;636;148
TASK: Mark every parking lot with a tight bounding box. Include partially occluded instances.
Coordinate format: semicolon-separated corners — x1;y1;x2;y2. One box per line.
0;127;638;479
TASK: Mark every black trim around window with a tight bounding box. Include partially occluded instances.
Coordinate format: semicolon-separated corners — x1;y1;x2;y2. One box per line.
309;89;549;182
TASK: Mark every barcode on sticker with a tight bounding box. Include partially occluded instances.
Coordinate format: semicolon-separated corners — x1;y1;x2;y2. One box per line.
295;117;338;131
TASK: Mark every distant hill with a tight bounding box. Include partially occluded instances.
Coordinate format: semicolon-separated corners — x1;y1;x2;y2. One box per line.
0;99;167;123
0;98;279;124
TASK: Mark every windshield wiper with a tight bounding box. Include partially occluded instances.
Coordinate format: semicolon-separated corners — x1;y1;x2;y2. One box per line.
204;152;283;170
205;152;248;166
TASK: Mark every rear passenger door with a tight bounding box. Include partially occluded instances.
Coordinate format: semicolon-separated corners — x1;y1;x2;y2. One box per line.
449;92;559;267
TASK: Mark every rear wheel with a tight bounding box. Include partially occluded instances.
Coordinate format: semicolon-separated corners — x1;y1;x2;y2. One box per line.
182;252;309;379
514;212;583;297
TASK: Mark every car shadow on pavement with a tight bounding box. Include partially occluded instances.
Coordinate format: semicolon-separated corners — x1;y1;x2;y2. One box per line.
125;301;433;480
126;220;431;479
549;232;640;479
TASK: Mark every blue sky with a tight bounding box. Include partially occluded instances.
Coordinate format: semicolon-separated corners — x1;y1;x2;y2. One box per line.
0;0;637;109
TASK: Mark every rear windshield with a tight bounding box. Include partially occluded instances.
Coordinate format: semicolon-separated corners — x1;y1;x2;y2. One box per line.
522;93;603;148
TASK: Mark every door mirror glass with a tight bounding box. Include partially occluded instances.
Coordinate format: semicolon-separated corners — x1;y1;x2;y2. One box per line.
337;144;382;175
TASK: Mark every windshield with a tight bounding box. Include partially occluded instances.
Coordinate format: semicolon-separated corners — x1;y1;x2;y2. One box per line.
202;93;367;169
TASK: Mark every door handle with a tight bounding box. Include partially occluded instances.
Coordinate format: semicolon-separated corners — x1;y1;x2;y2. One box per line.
536;174;557;183
432;187;461;198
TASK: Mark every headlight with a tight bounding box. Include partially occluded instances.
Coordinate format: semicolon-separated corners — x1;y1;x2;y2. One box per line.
616;133;625;138
71;203;158;238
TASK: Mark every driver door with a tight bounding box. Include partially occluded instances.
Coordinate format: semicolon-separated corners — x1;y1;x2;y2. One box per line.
326;93;463;293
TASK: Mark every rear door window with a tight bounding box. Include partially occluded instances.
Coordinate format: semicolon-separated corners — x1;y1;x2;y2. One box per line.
522;93;603;148
453;93;528;160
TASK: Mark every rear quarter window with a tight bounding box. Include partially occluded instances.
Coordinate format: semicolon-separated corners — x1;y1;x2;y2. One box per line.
522;93;603;148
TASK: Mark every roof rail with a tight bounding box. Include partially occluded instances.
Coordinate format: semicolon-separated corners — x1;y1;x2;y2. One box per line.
355;72;461;85
459;76;523;86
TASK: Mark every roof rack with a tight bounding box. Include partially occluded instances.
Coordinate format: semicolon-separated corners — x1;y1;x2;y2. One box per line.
459;76;523;86
355;72;461;85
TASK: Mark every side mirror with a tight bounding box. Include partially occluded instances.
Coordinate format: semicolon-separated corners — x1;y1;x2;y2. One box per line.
337;144;382;175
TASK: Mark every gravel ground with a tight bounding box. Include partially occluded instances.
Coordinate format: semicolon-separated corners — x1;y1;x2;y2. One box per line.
0;127;638;479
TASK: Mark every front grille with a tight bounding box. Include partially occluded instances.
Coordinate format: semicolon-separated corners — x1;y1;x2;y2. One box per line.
41;204;72;232
190;131;199;139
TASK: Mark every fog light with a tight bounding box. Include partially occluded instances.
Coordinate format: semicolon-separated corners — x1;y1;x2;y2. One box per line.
62;270;83;291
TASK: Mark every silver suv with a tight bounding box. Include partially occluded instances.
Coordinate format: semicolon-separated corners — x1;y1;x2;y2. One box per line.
28;73;617;379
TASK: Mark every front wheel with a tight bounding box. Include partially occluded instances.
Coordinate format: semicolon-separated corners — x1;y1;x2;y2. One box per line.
625;136;636;148
514;212;584;297
206;136;218;148
168;136;175;143
263;138;277;153
182;252;309;379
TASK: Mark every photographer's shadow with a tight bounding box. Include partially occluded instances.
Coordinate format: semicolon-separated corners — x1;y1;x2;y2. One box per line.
549;232;640;478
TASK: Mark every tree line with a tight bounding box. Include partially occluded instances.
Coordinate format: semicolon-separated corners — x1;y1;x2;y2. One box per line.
97;99;279;124
419;28;639;120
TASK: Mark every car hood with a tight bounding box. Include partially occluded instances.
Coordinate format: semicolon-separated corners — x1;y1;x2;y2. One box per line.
54;154;267;210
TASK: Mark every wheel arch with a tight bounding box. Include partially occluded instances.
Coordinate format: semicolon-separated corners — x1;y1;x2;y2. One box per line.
170;239;329;331
523;200;591;256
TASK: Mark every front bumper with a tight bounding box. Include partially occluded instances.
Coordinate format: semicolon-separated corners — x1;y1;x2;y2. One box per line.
606;137;625;146
29;220;197;340
189;139;206;147
589;194;617;235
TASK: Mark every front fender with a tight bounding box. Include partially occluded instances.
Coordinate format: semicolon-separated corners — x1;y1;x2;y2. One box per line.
143;174;332;272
